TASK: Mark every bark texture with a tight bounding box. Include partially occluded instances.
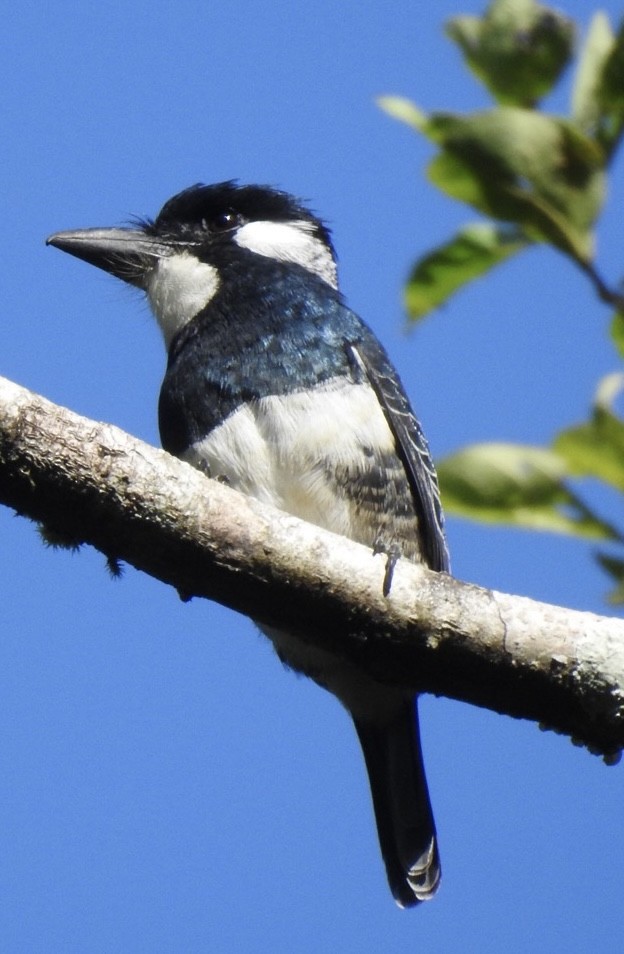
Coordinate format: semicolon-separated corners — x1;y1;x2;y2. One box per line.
1;375;623;760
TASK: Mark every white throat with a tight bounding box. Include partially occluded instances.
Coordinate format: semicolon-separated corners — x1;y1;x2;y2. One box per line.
234;220;338;289
146;252;220;348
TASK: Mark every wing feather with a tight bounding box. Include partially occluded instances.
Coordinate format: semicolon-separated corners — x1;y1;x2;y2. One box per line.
346;339;449;573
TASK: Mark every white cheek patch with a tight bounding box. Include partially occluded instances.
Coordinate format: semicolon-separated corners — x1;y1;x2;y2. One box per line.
146;252;220;348
234;220;338;289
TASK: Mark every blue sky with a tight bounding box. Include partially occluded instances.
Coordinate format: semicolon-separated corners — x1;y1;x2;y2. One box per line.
2;2;623;951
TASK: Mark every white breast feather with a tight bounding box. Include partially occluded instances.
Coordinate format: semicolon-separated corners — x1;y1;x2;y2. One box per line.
183;378;395;541
183;377;409;717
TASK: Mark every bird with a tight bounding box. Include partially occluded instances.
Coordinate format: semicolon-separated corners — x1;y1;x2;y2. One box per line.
47;181;449;907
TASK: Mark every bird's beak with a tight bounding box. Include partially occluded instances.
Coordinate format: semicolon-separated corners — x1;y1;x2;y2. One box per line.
46;227;171;289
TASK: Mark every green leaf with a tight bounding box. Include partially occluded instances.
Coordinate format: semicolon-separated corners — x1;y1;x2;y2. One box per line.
425;108;605;262
610;310;624;358
554;374;624;491
571;13;624;160
437;442;618;539
379;100;606;260
572;13;615;131
426;150;494;208
595;552;624;604
446;0;575;107
376;96;428;133
405;223;529;320
598;19;624;157
377;99;460;148
595;370;624;409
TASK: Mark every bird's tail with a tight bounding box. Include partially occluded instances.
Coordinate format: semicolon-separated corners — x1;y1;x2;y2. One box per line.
354;700;440;907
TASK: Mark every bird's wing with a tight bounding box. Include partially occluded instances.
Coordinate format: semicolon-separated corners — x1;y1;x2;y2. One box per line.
346;337;449;573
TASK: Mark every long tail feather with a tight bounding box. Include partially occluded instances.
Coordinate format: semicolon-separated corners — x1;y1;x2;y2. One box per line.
355;699;440;907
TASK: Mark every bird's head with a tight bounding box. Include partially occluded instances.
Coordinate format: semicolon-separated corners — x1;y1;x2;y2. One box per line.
47;181;338;347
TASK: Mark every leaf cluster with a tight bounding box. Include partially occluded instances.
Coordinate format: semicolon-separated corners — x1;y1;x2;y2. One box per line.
379;0;624;601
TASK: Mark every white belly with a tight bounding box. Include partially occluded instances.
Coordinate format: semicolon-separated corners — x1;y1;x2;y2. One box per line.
183;376;408;719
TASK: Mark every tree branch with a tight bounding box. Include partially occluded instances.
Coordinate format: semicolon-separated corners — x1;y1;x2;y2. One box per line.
578;258;624;314
1;374;623;760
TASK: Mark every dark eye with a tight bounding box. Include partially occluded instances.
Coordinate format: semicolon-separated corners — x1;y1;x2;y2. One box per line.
204;209;241;232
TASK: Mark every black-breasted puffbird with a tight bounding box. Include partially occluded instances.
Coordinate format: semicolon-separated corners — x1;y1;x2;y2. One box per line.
48;181;449;907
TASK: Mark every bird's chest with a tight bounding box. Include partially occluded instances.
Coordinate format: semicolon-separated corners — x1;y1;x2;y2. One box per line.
182;379;416;717
181;377;401;546
169;361;421;714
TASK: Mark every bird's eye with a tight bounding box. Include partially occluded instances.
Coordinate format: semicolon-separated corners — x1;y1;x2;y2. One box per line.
203;209;240;232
